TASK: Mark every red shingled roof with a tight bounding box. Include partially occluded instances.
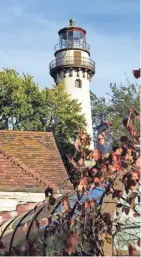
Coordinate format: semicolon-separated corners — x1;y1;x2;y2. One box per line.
0;130;72;192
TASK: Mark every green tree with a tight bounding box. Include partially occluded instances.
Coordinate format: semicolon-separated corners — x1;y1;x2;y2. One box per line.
90;91;109;144
0;68;41;130
107;83;139;141
38;84;86;157
90;82;140;145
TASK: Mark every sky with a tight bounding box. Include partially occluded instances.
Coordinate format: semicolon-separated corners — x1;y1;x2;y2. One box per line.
0;0;140;97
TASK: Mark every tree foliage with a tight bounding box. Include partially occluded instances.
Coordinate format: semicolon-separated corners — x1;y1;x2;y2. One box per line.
91;82;139;145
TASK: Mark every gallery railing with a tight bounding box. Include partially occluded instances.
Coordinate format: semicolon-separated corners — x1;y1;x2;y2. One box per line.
49;56;95;74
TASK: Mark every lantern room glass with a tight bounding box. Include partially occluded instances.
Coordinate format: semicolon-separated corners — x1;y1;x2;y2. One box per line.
59;30;86;49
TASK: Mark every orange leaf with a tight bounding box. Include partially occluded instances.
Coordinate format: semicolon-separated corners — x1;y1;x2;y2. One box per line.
133;213;140;217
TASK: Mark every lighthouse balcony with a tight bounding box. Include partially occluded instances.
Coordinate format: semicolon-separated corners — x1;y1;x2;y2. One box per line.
54;41;90;54
49;56;95;77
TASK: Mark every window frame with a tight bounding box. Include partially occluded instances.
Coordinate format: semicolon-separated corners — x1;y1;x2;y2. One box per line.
75;79;82;88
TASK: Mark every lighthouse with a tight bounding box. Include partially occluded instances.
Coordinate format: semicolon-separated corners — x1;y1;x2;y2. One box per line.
49;19;95;149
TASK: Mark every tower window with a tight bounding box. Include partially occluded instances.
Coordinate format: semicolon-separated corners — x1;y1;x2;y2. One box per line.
75;79;82;88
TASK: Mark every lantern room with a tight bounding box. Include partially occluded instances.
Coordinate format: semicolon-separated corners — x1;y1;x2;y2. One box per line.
54;19;90;54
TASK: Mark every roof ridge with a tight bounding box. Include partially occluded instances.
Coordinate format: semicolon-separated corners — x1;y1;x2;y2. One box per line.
0;149;58;190
0;130;52;134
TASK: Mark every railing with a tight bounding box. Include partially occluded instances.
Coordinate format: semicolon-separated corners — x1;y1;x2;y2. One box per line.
54;41;90;53
49;56;95;74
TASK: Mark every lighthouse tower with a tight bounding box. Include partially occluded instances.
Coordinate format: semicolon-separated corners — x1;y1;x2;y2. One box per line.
49;19;95;148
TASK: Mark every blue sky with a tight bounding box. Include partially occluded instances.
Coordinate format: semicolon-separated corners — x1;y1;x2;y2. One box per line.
0;0;140;96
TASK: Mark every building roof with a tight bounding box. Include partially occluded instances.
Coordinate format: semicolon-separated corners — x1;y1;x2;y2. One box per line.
58;19;86;35
0;130;72;193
